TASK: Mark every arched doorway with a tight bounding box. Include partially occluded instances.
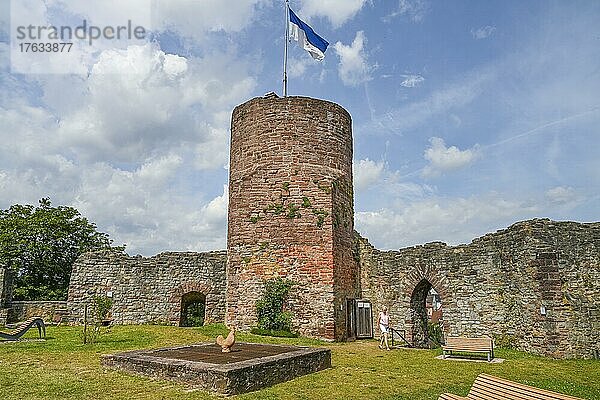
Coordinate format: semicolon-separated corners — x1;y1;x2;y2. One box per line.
410;279;444;348
179;291;206;327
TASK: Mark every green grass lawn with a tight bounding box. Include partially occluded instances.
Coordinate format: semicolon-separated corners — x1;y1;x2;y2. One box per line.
0;324;598;400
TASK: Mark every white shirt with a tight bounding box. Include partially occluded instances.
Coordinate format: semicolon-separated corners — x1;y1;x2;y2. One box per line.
379;312;389;326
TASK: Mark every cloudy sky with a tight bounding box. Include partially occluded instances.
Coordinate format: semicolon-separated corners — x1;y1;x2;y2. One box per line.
1;0;599;255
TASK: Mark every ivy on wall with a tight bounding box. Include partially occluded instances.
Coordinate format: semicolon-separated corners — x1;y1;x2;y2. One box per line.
247;180;333;228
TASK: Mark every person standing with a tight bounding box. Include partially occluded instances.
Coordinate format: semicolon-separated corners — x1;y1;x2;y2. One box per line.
378;306;390;350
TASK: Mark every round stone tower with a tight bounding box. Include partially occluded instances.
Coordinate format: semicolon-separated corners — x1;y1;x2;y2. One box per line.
226;94;359;340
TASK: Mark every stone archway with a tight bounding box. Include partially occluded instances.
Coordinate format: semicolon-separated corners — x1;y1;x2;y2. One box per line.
404;266;450;348
179;291;206;327
167;282;212;325
410;279;434;348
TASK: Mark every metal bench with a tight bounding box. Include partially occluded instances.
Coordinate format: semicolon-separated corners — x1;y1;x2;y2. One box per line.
0;317;46;341
442;336;494;361
439;373;583;399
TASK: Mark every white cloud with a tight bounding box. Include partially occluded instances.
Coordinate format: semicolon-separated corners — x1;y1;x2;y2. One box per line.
471;26;496;40
8;0;269;73
50;43;254;166
288;56;320;79
334;31;372;87
354;158;385;190
0;103;65;179
422;137;480;178
299;0;368;27
71;162;228;254
8;0;154;74
545;186;577;205
355;193;537;249
155;0;268;40
384;0;429;22
0;134;228;255
353;157;435;205
363;68;496;135
135;153;183;187
54;44;191;161
1;10;258;255
47;0;153;28
201;185;228;224
49;0;268;43
194;127;229;170
400;74;425;88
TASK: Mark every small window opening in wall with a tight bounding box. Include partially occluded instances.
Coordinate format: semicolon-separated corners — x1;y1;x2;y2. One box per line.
180;291;206;327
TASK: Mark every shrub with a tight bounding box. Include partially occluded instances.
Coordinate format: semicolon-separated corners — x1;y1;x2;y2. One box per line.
427;321;444;348
255;278;295;333
92;295;113;322
82;295;113;344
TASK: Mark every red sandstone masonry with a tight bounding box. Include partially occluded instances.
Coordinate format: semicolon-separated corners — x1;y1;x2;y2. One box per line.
226;95;359;340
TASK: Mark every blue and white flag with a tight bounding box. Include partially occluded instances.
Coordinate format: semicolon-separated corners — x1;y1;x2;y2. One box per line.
289;8;329;61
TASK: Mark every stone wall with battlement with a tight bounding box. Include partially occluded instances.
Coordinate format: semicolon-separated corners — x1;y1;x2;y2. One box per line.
61;217;599;358
67;250;226;325
357;219;600;358
226;95;359;340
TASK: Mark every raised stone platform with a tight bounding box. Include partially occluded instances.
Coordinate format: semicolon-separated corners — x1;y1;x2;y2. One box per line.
102;342;331;395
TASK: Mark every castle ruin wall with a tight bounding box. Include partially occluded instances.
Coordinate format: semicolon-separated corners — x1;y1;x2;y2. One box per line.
357;219;600;358
67;250;226;325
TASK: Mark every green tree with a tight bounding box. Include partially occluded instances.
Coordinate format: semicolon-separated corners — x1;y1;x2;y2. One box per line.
0;198;121;300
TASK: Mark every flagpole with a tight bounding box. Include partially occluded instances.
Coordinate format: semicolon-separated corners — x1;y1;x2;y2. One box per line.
283;0;289;97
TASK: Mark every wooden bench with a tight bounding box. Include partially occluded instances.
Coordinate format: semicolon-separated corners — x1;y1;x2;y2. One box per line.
442;336;494;361
439;373;583;399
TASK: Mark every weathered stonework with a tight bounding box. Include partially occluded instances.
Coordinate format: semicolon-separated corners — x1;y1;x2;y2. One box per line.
67;250;226;325
357;219;600;359
7;301;68;324
102;343;331;396
55;95;599;359
226;95;359;341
